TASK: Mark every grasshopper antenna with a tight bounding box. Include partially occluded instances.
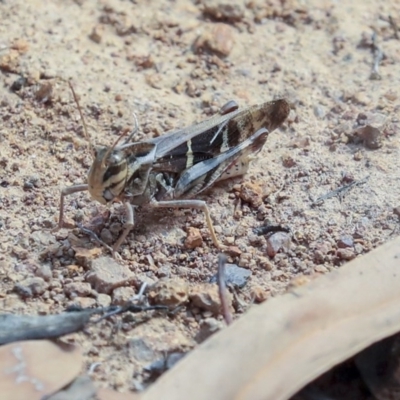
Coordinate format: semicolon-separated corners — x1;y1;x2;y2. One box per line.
101;109;139;167
68;81;95;159
101;130;128;168
124;111;139;144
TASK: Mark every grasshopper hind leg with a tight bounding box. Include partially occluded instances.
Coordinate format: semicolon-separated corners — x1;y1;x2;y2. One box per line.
150;199;224;250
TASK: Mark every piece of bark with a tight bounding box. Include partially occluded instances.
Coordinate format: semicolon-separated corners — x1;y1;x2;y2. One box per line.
0;310;96;345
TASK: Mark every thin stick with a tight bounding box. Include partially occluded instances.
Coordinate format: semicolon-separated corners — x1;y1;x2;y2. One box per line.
370;33;383;80
312;176;369;206
217;253;233;325
254;225;291;237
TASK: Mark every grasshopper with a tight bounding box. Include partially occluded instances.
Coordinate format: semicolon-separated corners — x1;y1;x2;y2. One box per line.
55;84;290;253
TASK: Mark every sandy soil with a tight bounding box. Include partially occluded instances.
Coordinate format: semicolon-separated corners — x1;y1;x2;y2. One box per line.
0;0;399;395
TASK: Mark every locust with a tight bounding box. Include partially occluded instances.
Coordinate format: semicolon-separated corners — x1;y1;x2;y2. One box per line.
55;83;290;254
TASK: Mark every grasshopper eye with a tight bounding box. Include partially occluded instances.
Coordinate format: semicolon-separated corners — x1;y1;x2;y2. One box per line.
107;153;123;166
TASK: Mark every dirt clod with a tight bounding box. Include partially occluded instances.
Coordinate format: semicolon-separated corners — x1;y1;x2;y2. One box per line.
14;277;49;298
202;0;245;22
336;248;356;261
64;282;92;298
249;284;269;303
0;50;20;72
238;181;263;208
73;247;103;267
184;227;203;249
112;286;135;305
194;23;235;57
148;278;189;307
190;283;231;314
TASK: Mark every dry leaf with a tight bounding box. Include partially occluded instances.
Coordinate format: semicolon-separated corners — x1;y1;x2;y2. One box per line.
0;340;82;400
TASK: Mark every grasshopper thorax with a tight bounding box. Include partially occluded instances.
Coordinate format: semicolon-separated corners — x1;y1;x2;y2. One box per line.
88;146;128;204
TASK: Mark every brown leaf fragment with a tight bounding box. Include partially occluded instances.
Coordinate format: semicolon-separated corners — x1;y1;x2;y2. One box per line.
0;340;82;400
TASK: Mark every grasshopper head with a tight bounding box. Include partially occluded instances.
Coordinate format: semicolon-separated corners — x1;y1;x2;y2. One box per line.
88;147;128;204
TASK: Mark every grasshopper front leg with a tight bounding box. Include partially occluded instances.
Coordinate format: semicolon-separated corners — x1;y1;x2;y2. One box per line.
53;184;89;231
112;201;134;253
55;185;134;256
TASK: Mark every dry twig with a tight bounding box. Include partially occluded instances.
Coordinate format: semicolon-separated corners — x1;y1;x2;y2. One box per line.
217;254;233;325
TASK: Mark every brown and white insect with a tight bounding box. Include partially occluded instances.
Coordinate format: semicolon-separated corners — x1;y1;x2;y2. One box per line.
55;83;290;253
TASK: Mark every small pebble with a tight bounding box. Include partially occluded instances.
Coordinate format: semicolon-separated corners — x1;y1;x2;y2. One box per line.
194;23;235;57
202;1;244;22
89;25;103;43
266;232;291;258
353;125;383;149
100;228;113;244
195;318;225;343
337;235;354;248
97;293;112;307
313;105;325;118
35;263;52;281
209;263;251;289
336;248;356;261
14;277;48;298
35;82;53;103
64;282;92;297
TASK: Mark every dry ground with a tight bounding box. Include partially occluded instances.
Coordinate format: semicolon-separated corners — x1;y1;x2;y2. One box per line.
0;0;399;395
